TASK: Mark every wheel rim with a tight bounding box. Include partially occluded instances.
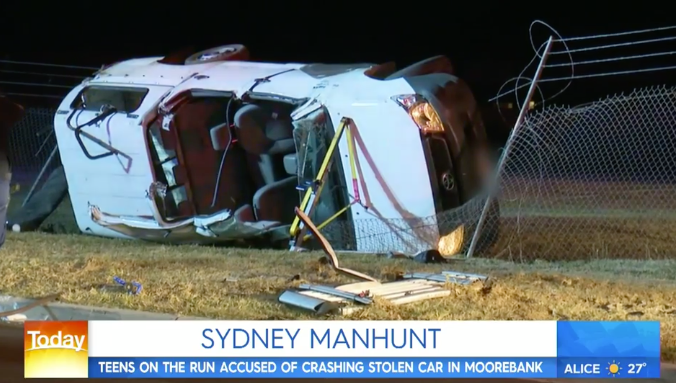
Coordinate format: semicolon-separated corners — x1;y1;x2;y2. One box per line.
196;46;238;61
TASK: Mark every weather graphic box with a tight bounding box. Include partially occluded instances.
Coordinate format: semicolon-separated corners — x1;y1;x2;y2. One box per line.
24;321;89;378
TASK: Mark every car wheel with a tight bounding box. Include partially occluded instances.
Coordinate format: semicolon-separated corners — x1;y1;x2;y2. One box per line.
185;44;249;64
437;199;500;257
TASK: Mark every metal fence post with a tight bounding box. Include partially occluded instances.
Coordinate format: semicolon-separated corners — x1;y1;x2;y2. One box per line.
466;36;555;258
21;144;58;207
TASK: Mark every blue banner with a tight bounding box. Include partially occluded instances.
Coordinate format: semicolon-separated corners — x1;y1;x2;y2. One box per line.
557;357;660;379
87;357;660;378
557;321;660;358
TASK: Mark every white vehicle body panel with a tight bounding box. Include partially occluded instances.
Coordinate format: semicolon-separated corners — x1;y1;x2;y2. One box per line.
159;61;308;101
312;71;437;252
54;57;438;252
92;57;221;86
54;83;172;238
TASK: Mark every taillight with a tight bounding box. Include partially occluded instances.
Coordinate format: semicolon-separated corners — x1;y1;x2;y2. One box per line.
391;94;445;134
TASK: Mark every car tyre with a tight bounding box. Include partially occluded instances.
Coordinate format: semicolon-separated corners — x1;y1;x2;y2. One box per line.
185;44;249;64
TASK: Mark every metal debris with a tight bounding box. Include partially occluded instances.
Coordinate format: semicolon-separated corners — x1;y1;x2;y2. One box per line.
113;276;143;295
279;208;489;315
403;271;488;286
0;293;61;321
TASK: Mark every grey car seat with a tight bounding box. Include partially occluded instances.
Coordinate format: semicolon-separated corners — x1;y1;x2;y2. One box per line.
231;103;299;224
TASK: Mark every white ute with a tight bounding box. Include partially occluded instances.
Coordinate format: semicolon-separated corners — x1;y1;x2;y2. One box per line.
52;44;500;255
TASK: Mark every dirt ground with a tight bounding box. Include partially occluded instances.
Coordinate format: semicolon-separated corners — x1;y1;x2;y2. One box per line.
1;232;675;361
459;178;676;261
4;181;676;361
490;216;676;261
502;178;676;211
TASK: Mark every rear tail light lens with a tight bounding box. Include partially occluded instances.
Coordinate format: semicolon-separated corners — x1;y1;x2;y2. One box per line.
391;94;444;134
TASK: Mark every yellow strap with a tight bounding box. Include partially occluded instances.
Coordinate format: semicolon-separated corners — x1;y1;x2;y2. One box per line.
289;118;348;236
300;122;364;242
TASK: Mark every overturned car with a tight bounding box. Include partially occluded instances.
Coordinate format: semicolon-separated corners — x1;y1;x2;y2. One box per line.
49;45;499;255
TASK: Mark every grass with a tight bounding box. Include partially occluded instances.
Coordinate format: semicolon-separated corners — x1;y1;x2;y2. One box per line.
6;189;78;235
488;178;676;261
493;216;676;261
8;185;676;261
1;232;676;361
5;183;676;360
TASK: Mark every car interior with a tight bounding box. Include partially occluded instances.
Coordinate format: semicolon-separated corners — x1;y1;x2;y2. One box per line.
142;55;458;233
146;93;322;228
230;100;300;225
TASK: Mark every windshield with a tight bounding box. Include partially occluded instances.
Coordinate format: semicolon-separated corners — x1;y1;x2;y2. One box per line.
293;109;351;246
71;86;149;113
147;119;188;220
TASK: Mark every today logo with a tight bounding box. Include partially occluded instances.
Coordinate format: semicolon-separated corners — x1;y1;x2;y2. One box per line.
26;330;87;352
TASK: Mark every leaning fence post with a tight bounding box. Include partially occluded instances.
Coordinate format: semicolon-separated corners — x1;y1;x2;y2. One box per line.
22;144;58;207
466;35;555;258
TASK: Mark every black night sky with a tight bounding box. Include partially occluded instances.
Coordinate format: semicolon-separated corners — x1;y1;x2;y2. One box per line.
1;3;675;109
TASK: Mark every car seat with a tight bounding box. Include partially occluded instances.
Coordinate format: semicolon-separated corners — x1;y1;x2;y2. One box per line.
173;99;251;214
231;103;299;224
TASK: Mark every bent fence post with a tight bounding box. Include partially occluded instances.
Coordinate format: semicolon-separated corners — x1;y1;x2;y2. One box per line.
22;144;58;208
466;35;555;258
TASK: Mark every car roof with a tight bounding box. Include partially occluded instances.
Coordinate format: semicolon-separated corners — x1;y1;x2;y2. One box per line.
90;57;376;88
86;57;418;104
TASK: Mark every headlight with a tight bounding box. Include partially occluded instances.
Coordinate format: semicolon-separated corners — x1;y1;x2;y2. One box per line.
391;94;444;134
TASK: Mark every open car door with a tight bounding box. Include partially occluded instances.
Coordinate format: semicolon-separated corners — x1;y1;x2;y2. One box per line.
89;90;286;243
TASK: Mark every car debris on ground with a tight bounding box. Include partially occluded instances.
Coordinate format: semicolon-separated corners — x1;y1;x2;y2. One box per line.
279;208;489;315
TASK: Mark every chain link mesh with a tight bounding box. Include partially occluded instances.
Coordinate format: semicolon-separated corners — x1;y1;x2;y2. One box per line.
306;86;676;260
8;107;58;190
6;107;77;233
475;85;676;261
12;86;676;260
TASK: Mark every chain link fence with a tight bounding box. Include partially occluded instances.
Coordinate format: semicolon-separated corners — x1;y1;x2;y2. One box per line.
7;107;77;233
9;87;676;262
320;86;676;261
479;85;676;261
9;107;57;188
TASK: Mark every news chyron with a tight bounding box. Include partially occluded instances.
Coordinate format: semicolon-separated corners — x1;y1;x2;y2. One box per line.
24;321;89;378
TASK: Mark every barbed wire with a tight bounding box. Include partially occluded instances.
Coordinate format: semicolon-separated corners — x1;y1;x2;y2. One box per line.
551;36;676;55
0;69;87;79
555;25;676;42
0;60;91;102
490;20;676;104
492;21;573;110
2;92;65;99
0;80;72;89
541;65;676;82
546;51;676;67
493;64;676;101
0;59;99;71
475;21;676;260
